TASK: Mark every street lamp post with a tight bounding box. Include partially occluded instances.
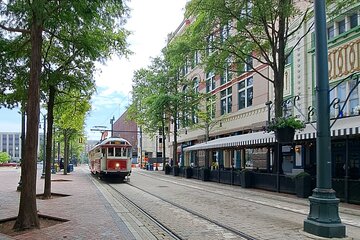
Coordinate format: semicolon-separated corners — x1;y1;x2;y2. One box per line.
110;116;115;137
17;109;26;191
303;0;345;237
41;113;46;179
265;101;272;173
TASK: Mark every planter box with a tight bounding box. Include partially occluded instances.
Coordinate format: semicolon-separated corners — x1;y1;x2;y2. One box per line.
295;173;312;198
275;127;295;143
241;170;252;188
185;167;192;178
173;166;179;176
165;165;171;175
201;168;210;181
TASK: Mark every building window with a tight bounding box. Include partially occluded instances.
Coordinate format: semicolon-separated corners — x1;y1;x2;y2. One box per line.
327;25;334;40
338;19;346;35
206;96;216;119
206;71;215;92
220;87;232;115
221;22;230;42
310;31;315;48
330;79;360;118
193;77;199;93
182;85;190;127
238;77;253;110
285;52;293;65
221;59;233;85
193;51;200;67
192;77;199;124
206;34;214;55
350;13;358;29
245;56;253;72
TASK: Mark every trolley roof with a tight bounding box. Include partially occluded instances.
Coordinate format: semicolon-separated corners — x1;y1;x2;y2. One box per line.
89;137;132;152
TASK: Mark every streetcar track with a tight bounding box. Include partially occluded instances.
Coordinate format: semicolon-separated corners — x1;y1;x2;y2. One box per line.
136;171;360;228
125;181;258;240
88;172;183;240
106;183;184;240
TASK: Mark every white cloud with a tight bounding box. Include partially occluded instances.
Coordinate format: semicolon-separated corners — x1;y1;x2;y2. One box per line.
93;0;188;98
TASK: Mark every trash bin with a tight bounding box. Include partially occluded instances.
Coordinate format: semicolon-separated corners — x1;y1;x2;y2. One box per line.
67;164;74;172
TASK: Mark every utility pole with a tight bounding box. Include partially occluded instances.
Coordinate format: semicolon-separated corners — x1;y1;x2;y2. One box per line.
110;116;115;137
303;1;345;237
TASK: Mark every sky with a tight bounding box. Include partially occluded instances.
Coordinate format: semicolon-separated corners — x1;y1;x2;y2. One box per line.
0;0;188;140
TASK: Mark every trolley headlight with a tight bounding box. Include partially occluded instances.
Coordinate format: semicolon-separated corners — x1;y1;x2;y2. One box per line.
115;163;120;168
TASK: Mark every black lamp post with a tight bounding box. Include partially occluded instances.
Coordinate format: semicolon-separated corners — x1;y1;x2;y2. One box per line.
265;101;272;173
40;113;46;179
303;0;345;237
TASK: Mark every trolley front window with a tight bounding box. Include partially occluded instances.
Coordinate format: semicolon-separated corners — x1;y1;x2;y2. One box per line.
115;148;122;157
108;147;114;157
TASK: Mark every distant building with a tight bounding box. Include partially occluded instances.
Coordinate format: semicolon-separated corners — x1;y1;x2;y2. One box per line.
112;109;165;165
85;140;98;153
0;132;21;162
112;109;139;158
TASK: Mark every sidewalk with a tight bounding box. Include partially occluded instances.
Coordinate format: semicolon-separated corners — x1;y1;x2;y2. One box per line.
0;165;136;240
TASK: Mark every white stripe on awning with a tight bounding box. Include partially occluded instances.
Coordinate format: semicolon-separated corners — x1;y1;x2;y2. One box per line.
183;131;276;151
294;115;360;140
184;115;360;151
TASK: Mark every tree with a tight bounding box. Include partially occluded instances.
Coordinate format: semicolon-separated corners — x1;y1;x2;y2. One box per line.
128;59;172;168
41;41;96;199
0;0;129;231
128;54;202;167
54;91;91;176
173;0;311;119
0;152;11;163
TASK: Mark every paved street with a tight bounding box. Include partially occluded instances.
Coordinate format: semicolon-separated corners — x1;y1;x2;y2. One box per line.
1;165;359;239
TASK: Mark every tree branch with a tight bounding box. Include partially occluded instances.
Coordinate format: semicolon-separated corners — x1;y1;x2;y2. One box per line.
0;24;30;34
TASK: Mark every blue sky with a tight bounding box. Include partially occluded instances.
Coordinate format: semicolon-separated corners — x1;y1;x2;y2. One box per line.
0;0;188;140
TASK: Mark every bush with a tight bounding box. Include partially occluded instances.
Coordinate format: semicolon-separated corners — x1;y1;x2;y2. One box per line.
267;116;305;132
293;171;311;179
294;172;312;198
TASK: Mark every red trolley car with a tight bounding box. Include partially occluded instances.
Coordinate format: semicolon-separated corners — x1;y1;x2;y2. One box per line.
88;137;132;180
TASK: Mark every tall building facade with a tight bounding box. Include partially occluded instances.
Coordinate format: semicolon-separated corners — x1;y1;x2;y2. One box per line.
0;132;21;162
167;2;360;180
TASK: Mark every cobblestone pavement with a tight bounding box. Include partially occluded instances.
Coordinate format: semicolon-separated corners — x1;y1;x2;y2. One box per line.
121;169;360;240
1;166;359;240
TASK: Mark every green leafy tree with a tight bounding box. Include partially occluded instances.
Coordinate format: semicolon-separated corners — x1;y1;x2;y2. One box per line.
0;0;129;231
129;54;202;167
41;41;96;199
0;152;11;163
128;59;172;167
54;91;91;176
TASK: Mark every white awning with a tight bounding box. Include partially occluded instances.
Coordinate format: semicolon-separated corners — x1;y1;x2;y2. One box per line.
184;115;360;151
183;131;276;151
295;115;360;140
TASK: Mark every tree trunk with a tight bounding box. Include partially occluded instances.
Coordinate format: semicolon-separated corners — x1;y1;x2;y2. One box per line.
161;121;166;170
63;132;68;175
43;86;55;199
14;7;43;230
